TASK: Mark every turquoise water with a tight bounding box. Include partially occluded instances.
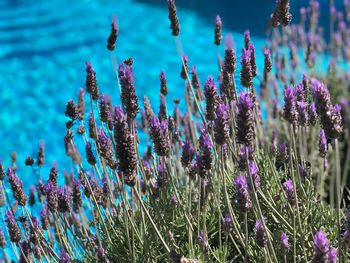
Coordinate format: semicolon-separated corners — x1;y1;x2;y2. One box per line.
0;0;267;188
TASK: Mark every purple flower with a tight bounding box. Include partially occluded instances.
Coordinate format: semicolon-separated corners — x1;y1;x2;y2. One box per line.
282;179;295;204
170;194;178;206
85;142;97;166
59;250;70;263
198;230;208;250
255;219;267;247
328;247;337;263
98;129;117;169
198;129;213;172
280;231;290;253
181;140;195;168
72;179;82;212
5;209;21;243
283;86;296;125
118;63;139;120
244;30;251;50
107;17;118;51
297;100;308;126
309;102;318;126
57;185;71;213
319;129;328;159
264;48;272;73
7;168;27;206
214;103;229;145
167;0;180;36
114;107;138;186
249;44;257;77
99;94;112;123
65;100;78;121
160;70;168;96
249;161;260;190
204;76;220;121
270;0;292;27
312;230;330;263
224;48;236;75
149;117;170;157
40;206;50;230
236;92;255;145
234;175;252;213
97;246;110;263
240;48;253;88
180;55;189;80
85;62;99;101
44;181;58;213
224;214;233;228
214;15;222;45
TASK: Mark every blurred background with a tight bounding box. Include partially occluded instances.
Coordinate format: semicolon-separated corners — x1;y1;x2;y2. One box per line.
0;0;338;186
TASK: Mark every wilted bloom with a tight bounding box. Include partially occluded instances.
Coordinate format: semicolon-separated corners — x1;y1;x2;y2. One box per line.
160;70;168;96
236;92;255;145
85;62;99;101
214;103;229;145
283;179;295;204
204;76;219;121
114;107;138;186
167;0;180;36
255;219;267;247
234;175;252;213
283;86;296;125
107;17;118;51
214;15;222;45
240;48;253;88
5;209;21;243
312;230;330;263
280;232;290;253
118;63;139;120
181;140;195;168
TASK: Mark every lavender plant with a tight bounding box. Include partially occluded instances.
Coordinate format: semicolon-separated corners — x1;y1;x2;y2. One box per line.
1;0;350;262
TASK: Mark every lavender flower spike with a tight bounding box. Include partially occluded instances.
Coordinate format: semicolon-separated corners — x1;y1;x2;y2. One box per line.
234;175;252;213
255;219;267;247
7;168;27;206
214;103;230;145
214;15;222;45
283;86;296;125
282;179;295;204
107;17;118;51
167;0;180;36
5;209;21;243
236;91;255;145
312;230;330;263
280;232;290;253
85;62;99;101
181;140;195;168
149;117;170;157
319;129;328;170
204;76;219;121
240;48;253;88
114;106;138;186
118;62;139;120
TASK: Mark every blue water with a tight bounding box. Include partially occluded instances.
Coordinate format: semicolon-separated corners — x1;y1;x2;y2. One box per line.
0;0;268;189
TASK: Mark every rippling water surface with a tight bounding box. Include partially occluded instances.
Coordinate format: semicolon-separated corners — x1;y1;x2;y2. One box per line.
0;0;266;187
